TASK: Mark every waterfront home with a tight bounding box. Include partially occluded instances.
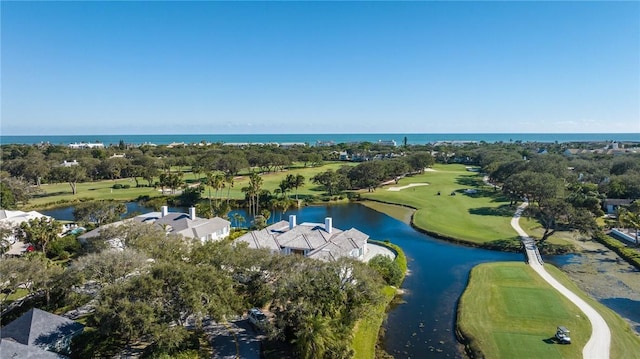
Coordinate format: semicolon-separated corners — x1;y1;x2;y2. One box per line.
78;206;231;248
0;308;84;356
236;215;369;261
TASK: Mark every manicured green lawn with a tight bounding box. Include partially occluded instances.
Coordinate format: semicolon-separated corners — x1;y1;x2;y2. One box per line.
544;265;640;359
26;180;161;209
458;262;640;359
457;262;589;359
361;164;521;246
24;162;355;210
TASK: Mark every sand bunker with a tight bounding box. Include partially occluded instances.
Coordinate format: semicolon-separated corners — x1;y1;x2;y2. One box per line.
387;183;429;191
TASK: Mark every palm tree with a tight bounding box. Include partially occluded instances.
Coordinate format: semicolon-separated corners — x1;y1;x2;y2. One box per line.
291;174;305;201
618;207;640;246
278;179;290;199
225;173;234;204
293;314;335;359
248;172;263;217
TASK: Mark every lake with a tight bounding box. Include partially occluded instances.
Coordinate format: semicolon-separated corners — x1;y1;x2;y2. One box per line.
42;202;637;357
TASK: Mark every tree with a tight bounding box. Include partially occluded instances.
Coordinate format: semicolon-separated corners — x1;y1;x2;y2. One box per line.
15;217;62;254
290;174;305;201
0;223;12;256
51;165;87;195
242;172;263;217
73;200;127;226
0;253;63;306
293;314;336;359
348;162;385;192
279;177;291;199
0;175;38;207
368;254;403;286
618;205;640;246
69;248;150;286
311;170;350;196
159;172;183;194
406;152;435;173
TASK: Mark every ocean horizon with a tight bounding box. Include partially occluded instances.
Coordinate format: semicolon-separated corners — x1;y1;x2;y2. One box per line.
1;133;638;146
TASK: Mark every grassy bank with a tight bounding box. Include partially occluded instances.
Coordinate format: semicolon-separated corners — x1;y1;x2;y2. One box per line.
352;286;396;359
352;240;407;359
457;262;640;358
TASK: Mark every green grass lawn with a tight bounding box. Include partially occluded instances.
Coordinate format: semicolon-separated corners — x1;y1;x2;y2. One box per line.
458;262;640;359
361;164;574;249
361;164;521;246
458;262;589;359
352;285;396;359
24;162;355;210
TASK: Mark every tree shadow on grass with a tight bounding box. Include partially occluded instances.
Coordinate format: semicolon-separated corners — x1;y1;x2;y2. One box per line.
469;204;516;217
33;191;67;198
455;176;484;187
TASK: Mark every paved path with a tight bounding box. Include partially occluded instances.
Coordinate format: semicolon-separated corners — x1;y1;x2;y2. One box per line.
511;202;611;359
208;318;262;359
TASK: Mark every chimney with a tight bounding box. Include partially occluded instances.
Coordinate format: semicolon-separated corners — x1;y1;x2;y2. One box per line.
325;217;332;234
161;206;168;217
289;215;297;229
189;207;197;220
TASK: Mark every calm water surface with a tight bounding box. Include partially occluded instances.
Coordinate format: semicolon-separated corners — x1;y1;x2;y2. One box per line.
42;202;639;357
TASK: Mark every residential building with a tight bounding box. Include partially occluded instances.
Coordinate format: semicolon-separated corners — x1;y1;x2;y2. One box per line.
603;199;635;215
78;206;231;247
236;215;369;262
0;308;84;356
60;160;79;167
68;142;104;149
0;210;52;256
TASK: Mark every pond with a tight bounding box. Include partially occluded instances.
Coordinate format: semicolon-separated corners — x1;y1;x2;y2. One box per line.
42;202;638;357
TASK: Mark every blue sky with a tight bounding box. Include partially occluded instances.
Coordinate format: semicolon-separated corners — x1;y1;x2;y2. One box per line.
2;1;638;135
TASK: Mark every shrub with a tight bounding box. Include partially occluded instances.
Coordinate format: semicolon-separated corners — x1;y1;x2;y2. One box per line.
368;254;403;287
112;184;123;189
48;236;82;259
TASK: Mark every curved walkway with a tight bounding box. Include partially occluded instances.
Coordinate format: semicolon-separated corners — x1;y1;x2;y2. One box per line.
511;202;611;359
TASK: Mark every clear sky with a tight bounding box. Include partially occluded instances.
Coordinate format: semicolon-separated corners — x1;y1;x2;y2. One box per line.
2;1;639;135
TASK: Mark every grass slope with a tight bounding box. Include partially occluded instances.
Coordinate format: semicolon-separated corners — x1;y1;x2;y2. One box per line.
458;262;640;358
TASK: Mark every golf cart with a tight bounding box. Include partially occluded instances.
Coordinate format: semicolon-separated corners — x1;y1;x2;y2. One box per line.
555;326;571;344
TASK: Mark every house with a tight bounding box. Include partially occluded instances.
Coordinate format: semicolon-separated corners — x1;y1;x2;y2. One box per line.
603;199;635;215
236;215;369;262
68;142;104;149
0;308;84;356
0;339;68;358
78;206;231;247
377;139;397;147
60;160;79;167
0;210;52;256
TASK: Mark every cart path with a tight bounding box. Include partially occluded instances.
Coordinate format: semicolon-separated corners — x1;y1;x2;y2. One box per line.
511;202;611;359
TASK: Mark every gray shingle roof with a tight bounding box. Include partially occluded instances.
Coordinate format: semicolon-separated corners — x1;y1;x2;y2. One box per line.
0;308;83;349
236;220;369;261
0;339;68;358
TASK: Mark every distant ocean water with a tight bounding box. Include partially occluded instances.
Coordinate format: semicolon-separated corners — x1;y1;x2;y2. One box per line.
1;133;638;146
